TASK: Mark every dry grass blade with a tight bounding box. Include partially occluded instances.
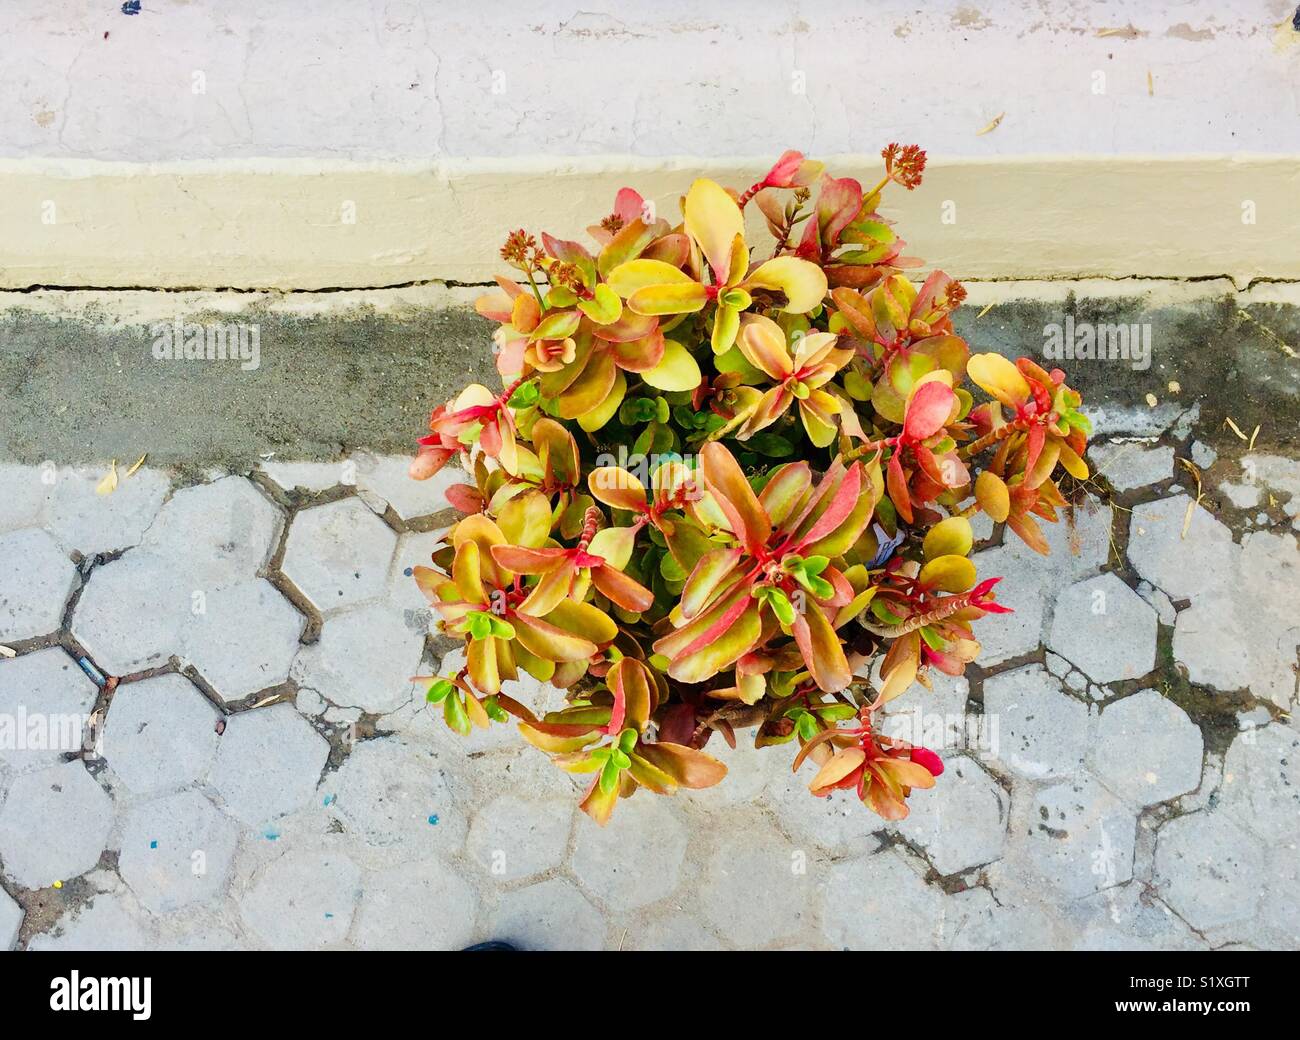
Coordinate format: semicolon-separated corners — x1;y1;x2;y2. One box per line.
95;460;119;496
126;454;148;477
1176;457;1204;539
1096;25;1141;38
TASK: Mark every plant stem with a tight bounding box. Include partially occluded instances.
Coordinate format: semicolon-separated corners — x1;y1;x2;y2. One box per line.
842;438;891;463
736;181;766;210
958;421;1019;459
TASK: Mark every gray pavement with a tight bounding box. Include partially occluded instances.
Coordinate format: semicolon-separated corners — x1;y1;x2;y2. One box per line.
0;430;1295;950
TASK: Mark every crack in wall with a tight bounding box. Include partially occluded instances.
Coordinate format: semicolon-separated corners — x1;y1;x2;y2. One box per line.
6;274;1300;297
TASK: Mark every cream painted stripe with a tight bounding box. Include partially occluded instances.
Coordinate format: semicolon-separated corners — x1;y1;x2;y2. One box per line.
6;280;1294;332
0;156;1295;290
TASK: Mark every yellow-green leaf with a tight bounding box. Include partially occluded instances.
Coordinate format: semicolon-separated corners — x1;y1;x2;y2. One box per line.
922;516;973;560
918;554;977;593
742;256;828;313
684;177;745;283
641;339;702;392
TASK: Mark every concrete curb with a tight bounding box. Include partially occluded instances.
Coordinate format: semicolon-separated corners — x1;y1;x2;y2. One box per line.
2;155;1297;290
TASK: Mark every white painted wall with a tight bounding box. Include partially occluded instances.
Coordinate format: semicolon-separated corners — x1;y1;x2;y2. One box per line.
4;0;1299;162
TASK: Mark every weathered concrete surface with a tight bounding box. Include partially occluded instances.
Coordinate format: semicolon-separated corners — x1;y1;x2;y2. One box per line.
0;301;496;470
2;289;1299;470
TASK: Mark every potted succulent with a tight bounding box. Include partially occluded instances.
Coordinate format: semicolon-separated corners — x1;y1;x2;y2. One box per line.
408;146;1091;824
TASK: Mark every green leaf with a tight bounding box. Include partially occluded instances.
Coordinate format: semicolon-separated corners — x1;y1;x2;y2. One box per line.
546;286;577;309
765;587;796;626
444;692;471;736
802;555;829;576
425;679;454;704
871;599;906;625
745;432;794;458
508;381;540;409
599;759;621;794
919;625;945;651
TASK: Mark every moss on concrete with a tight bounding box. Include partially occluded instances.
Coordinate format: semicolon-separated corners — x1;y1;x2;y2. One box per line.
2;291;1296;469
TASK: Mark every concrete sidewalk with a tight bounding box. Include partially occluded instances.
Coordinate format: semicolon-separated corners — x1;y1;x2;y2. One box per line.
0;289;1297;950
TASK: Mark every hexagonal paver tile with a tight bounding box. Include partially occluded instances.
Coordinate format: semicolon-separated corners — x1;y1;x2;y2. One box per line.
353;857;478;950
1219;726;1300;843
0;464;49;533
1262;846;1300;949
1012;501;1114;578
877;672;972;752
117;790;239;912
971;502;1113;667
682;726;792;808
467;794;571;882
699;815;813;947
946;889;1058;951
1088;690;1203;806
281;497;396;612
0;886;21;949
353;453;463;522
631;911;725;951
260;460;348;494
1154;811;1264;931
982;663;1092;781
209;703;328;827
1127;494;1235;600
323;737;467;859
1087;442;1174;493
71;551;192;675
487;877;606;952
968;544;1046;666
386;528;451;623
27;893;153;951
1022;775;1136;899
1176;529;1300;708
1123;500;1297;708
239;847;361;949
571;796;687;911
142;477;282;591
388;645;553;753
292;602;421;714
46;466;170;556
0;762;114;887
1047;574;1157;685
102;673;220;796
822;849;951;950
0;648;98;774
0;529;77;642
1064;881;1205;951
764;740;879;854
182;579;304;701
895;754;1008;876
